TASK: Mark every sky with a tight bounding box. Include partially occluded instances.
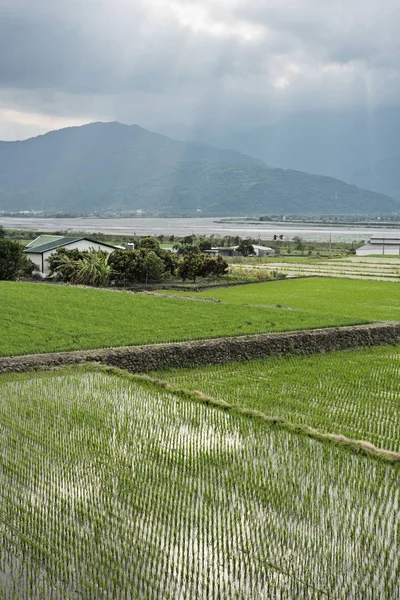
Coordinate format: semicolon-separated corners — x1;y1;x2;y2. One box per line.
0;0;399;140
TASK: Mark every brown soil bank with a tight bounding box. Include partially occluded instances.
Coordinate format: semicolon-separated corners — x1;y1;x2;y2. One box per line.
1;322;400;375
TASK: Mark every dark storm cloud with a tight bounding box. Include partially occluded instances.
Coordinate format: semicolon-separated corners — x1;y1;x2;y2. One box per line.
0;0;399;139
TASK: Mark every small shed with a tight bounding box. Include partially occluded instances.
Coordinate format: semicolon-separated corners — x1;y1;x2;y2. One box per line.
24;236;117;276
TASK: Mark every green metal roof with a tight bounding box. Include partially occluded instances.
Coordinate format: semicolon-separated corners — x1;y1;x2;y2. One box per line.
24;236;117;254
25;235;64;249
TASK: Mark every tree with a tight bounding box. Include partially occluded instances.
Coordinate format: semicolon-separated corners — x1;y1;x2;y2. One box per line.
199;239;212;252
108;249;140;285
293;236;305;251
177;244;200;257
182;235;195;246
109;248;175;284
139;237;160;251
0;238;29;281
237;239;255;257
0;226;5;238
158;249;178;276
200;255;228;278
0;239;31;280
177;254;203;282
142;251;165;283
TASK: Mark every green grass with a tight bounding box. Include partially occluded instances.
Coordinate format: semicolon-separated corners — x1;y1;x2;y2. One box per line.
0;281;368;356
163;277;400;322
0;366;398;598
156;346;400;452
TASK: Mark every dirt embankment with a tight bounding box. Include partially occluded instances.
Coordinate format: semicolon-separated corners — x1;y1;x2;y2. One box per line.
1;322;400;375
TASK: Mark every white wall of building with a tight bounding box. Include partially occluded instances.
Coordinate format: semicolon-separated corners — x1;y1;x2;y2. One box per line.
254;248;275;257
357;244;400;256
356;238;400;256
26;253;43;272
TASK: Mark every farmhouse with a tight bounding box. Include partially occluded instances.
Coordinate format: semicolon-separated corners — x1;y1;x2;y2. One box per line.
24;235;117;276
356;235;400;256
207;245;275;257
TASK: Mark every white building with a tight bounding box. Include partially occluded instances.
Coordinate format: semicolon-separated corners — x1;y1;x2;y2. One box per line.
207;245;275;257
356;235;400;256
247;245;276;257
24;235;117;276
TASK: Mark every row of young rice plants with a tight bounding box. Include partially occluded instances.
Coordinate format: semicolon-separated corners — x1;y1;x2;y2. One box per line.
156;346;400;453
170;277;400;323
0;281;370;357
0;366;399;599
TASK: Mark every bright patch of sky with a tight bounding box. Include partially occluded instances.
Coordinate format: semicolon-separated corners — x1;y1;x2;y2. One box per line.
0;0;398;139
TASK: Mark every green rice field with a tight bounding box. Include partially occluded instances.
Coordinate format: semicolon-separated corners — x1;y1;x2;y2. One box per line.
157;345;400;452
0;367;399;599
0;281;369;357
162;277;400;322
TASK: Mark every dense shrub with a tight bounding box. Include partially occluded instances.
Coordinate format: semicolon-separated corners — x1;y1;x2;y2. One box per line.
0;239;34;280
178;254;229;282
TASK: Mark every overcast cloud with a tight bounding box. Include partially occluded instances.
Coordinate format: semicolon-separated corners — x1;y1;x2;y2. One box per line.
0;0;399;139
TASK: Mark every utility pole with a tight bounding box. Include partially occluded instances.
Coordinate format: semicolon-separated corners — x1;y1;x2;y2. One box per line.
329;234;332;258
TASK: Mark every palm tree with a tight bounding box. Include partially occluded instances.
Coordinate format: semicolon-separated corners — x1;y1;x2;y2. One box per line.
75;251;111;287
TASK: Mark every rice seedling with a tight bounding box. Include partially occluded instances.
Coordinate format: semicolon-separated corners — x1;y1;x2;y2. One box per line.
164;277;400;324
156;345;400;452
0;367;398;598
0;281;368;357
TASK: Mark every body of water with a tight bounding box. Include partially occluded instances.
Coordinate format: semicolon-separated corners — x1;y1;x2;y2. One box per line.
1;216;400;242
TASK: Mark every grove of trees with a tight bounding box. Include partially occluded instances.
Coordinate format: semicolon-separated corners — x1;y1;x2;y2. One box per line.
48;237;228;286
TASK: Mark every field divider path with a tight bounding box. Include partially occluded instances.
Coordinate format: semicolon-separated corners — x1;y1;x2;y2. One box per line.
1;322;400;375
139;291;221;302
95;365;400;464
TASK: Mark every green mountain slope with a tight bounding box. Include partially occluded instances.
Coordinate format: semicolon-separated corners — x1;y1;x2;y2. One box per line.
0;121;397;215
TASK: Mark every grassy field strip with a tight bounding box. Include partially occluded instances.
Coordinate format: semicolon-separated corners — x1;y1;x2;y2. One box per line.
0;281;369;357
0;367;399;598
155;346;400;453
171;278;400;323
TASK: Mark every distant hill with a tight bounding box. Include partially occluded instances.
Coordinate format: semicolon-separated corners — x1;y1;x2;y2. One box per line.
206;107;400;195
0;121;397;216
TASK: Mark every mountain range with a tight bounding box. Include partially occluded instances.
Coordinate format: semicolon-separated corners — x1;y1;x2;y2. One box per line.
0;121;397;216
201;108;400;200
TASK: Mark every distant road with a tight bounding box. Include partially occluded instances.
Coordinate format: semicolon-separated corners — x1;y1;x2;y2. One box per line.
1;216;400;242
